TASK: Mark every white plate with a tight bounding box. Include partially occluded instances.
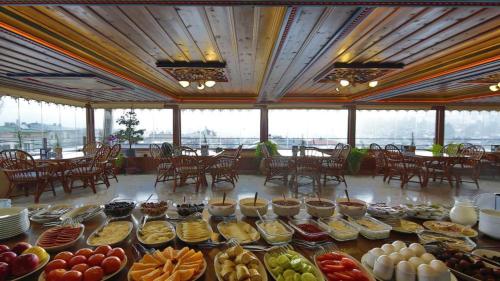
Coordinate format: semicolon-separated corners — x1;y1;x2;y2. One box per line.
7;254;50;281
0;207;28;218
39;255;127;281
315;251;376;281
87;221;133;247
136;220;176;247
36;224;85;252
214;250;267;281
30;205;72;223
176;219;213;244
127;256;206;281
264;249;324;281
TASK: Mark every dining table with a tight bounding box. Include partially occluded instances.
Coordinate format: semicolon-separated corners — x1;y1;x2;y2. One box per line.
5;207;499;281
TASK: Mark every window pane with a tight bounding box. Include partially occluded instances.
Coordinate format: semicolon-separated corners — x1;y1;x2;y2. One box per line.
181;109;260;148
269;109;348;149
111;109;173;148
95;109;105;142
0;97;21;151
445;110;500;151
356;110;435;149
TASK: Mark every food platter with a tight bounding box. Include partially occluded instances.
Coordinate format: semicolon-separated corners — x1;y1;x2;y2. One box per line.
136;220;176;247
176;219;213;243
87;221;133;247
30;204;72;223
7;255;50;281
392;219;424;234
315;251;376;281
417;230;476;252
264;249;324;281
59;204;103;222
36;223;85;252
217;220;260;244
401;203;449;220
214;246;267;281
423;221;478;238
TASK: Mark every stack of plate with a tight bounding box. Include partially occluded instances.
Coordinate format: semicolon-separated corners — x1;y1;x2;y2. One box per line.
0;207;30;239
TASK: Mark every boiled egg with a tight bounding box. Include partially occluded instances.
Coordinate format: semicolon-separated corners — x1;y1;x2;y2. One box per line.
392;240;407;251
400;247;416;260
409;243;426;256
382;244;396;254
374;255;394;281
396;261;416;281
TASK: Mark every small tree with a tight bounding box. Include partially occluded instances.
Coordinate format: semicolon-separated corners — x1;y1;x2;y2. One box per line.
115;110;145;150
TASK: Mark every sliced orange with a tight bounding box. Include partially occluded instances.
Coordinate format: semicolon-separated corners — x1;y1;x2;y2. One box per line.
177;269;195;281
175;247;189;259
154;250;168;263
141;268;162;281
142;254;162;265
130;268;155;281
162;259;174;275
162;247;175;259
165;271;181;281
152;271;172;281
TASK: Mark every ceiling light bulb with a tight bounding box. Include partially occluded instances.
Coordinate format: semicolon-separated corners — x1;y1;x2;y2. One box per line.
490;85;499;92
205;80;216;88
340;79;350;87
197;82;205;90
179;81;190;88
368;81;378;87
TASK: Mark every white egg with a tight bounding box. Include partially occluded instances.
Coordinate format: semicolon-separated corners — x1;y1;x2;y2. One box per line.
396;261;416;281
374;255;395;281
366;248;385;268
399;247;416;260
409;243;426;256
392;240;407;251
389;252;404;265
420;253;436;264
382;244;396;254
408;257;425;269
430;260;451;281
417;264;438;281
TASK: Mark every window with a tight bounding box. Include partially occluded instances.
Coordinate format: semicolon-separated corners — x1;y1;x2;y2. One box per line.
181;109;260;148
445;110;500;151
94;109;105;143
356;110;435;149
111;109;173;147
0;96;86;154
268;109;348;149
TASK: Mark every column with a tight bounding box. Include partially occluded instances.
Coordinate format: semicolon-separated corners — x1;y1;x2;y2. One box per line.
85;103;95;144
260;106;269;142
434;106;445;145
102;108;113;142
347;105;356;147
173;105;181;146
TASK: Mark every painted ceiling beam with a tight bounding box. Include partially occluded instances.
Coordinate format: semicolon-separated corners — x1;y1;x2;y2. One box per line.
0;0;499;7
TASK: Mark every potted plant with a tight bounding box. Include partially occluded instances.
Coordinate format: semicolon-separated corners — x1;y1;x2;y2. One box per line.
54;134;63;158
115;110;145;157
114;152;125;174
347;147;368;174
255;141;278;173
431;143;443;156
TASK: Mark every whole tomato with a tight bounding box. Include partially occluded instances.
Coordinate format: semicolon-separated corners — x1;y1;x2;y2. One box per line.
83;266;104;281
68;255;87;268
45;259;67;274
62;270;83;281
75;248;94;258
101;256;121;275
71;263;90;273
87;254;105;267
54;251;74;263
46;269;67;281
106;248;125;261
93;245;112;256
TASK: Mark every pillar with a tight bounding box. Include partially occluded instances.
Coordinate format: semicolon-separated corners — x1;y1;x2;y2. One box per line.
85;103;95;144
173;105;181;146
434;106;445;145
260;106;269;142
347;105;356;147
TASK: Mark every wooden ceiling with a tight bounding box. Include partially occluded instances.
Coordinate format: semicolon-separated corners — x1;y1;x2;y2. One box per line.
0;1;499;107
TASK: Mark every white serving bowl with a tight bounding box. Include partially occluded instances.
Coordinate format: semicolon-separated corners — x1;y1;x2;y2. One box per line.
479;209;500;239
208;198;237;217
305;198;336;218
271;197;301;217
337;198;367;218
239;198;268;217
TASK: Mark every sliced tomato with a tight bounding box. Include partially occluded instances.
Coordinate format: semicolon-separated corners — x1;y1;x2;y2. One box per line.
321;264;345;273
332;272;355;281
340;257;359;270
319;260;342;266
326;273;340;281
351;269;369;281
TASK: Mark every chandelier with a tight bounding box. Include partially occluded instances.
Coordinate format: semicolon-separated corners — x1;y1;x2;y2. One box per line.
156;61;228;91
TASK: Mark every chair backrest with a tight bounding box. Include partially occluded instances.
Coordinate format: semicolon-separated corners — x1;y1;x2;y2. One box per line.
161;142;173;157
235;144;243;158
180;146;198;156
0;149;35;170
92;145;111;168
338;144;351;161
384;144;403;167
462;145;485;162
458;143;474;154
149;144;163;159
83;142;102;156
260;143;271;159
304;147;320;157
109;144;121;158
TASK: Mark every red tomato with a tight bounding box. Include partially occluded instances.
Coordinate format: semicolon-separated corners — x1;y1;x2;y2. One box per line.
87;254;106;267
340;257;358;270
317;252;344;261
68;255;88;268
71;263;90;273
106;248;125;261
45;259;67;274
83;266;104;281
326;273;340;281
332;272;355;281
54;251;74;263
62;270;83;281
93;245;112;256
320;260;341;266
46;269;67;281
351;269;369;281
321;264;345;273
101;256;121;275
75;248;94;258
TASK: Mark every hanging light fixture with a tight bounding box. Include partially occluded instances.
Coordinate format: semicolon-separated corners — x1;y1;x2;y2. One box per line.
204;80;216;88
340;79;350;87
179;81;190;88
335;87;340;92
368;81;378;87
197;82;205;90
490;85;499;92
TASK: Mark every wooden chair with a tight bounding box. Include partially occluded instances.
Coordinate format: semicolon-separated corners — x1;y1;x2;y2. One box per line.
0;149;55;203
384;144;425;188
369;143;387;181
180;146;198;156
261;144;289;185
171;156;203;192
83;142;102;156
425;144;457;187
209;156;237;189
67;145;111;193
104;144;121;182
150;144;175;188
321;143;351;188
450;145;485;188
290;156;322;194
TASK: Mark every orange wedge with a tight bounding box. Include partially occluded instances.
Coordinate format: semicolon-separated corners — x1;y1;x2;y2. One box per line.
154;250;168;263
130;263;158;271
142;254;162;265
162;259;174;275
177;269;195;281
175;247;189;260
141;268;162;281
130;268;155;281
162;247;175;259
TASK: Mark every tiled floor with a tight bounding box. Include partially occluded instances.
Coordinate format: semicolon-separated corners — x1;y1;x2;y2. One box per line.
10;173;500;208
